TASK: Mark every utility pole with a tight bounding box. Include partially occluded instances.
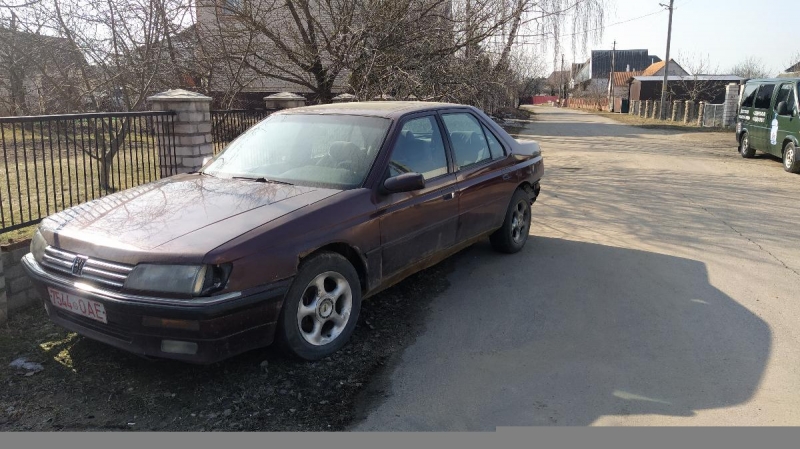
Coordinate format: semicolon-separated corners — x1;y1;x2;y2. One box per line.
560;53;565;106
609;40;616;111
659;0;675;120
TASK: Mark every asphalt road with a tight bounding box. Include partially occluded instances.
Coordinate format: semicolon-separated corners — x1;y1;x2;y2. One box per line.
353;106;800;428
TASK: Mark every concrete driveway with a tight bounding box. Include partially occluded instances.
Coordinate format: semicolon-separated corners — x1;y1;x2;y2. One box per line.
353;106;800;428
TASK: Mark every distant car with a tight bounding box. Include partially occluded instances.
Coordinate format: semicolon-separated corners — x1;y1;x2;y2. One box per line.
736;78;800;172
22;102;544;364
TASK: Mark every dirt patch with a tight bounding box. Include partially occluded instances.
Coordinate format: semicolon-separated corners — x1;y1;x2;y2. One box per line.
0;255;460;431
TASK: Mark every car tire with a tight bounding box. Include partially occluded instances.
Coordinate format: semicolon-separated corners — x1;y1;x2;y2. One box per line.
276;252;361;361
490;188;531;254
784;141;800;174
739;132;755;158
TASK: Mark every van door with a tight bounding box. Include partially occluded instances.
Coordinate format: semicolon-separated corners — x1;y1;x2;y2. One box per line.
772;82;798;155
738;83;758;138
751;83;776;152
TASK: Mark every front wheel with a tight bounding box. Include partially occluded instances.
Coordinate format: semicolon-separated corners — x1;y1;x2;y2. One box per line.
784;142;800;174
490;189;532;254
739;132;755;158
277;252;361;361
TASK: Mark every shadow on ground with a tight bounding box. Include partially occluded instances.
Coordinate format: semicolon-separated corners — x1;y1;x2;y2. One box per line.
353;237;771;429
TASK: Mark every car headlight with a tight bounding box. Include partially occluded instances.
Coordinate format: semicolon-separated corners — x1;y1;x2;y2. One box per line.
124;263;232;296
30;229;47;263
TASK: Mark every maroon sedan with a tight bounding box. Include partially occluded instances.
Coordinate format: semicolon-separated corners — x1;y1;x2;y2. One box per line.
23;102;544;363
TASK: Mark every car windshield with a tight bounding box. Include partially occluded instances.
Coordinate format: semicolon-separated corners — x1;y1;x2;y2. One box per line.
203;114;391;189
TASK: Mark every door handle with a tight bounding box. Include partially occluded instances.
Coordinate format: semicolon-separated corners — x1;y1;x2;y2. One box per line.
502;173;512;181
443;192;455;200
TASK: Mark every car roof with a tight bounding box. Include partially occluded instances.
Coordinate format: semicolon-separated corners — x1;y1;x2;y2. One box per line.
274;101;469;119
746;78;800;83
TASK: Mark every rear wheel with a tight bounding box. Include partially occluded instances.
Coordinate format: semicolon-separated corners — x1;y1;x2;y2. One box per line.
739;132;755;158
277;252;361;361
783;141;800;174
490;189;531;254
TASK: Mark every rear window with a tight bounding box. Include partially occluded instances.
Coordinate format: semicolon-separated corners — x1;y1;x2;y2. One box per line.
741;84;758;108
754;84;775;109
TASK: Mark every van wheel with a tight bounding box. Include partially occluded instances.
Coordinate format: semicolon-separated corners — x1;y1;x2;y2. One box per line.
783;142;800;173
490;189;531;254
277;252;361;361
739;132;755;158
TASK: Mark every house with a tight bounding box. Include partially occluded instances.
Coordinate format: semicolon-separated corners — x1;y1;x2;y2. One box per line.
629;75;744;103
0;26;88;115
609;70;643;111
573;49;658;92
544;70;570;95
779;60;800;78
641;59;689;77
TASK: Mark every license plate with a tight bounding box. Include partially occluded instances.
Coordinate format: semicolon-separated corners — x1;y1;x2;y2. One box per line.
47;287;107;324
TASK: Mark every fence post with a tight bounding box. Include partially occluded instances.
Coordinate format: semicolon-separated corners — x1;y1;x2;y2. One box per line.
0;255;6;324
722;83;740;127
148;89;214;175
652;101;660;119
644;100;652;118
697;101;706;127
684;100;694;124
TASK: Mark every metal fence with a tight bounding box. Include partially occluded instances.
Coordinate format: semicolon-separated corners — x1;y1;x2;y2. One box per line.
1;111;177;233
211;109;274;153
702;104;725;127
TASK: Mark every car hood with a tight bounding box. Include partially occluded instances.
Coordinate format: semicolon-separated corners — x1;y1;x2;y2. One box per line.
40;174;340;263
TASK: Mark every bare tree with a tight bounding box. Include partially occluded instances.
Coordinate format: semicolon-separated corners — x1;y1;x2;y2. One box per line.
729;56;770;79
669;52;721;102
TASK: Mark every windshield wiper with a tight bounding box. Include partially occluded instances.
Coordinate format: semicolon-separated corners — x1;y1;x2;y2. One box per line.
232;176;294;185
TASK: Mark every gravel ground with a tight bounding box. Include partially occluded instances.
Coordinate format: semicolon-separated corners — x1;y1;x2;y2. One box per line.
0;255;457;431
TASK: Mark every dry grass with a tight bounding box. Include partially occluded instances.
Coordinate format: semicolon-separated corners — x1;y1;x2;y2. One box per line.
593;111;728;133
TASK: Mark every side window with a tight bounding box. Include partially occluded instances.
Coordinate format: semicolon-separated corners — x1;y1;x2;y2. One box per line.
775;84;796;115
441;113;491;168
741;84;758;108
388;116;448;180
482;124;506;159
754;84;775;109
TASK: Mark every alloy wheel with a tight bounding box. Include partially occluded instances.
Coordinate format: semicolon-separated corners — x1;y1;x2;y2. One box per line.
296;271;353;346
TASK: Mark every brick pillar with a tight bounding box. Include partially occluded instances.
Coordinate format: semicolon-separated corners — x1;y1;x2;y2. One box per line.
722;83;740;127
697;101;706;127
644;100;652;118
0;254;7;324
670;101;678;121
148;89;213;175
652;101;661;119
264;92;306;109
684;100;694;123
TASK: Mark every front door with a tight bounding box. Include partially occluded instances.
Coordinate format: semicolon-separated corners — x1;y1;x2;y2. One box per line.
377;115;458;277
439;111;519;242
772;82;798;155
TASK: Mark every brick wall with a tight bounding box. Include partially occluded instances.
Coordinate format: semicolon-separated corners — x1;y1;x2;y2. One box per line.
0;239;39;321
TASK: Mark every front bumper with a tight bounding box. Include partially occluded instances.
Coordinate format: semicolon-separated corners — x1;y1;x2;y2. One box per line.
22;253;291;364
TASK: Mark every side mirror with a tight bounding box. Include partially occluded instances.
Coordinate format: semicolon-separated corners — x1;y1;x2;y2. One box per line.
383;172;425;194
776;101;789;116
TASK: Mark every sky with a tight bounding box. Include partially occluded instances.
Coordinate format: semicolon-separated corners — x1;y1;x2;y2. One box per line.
540;0;800;76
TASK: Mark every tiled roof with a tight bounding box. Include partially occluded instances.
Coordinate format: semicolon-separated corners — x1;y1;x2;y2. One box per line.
612;71;643;87
643;61;666;76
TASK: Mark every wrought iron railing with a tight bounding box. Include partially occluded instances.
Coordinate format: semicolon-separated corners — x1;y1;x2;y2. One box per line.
211;109;274;153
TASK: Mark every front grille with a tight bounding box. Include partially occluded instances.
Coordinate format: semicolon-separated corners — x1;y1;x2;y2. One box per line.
41;246;134;290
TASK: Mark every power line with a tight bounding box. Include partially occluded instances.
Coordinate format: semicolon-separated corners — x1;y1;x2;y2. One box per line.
512;8;668;40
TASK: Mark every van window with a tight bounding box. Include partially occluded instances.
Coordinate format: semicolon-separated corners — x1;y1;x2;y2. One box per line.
754;84;775;109
741;84;758;107
775;84;796;115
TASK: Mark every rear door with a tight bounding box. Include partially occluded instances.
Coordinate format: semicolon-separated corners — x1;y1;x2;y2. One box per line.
439;111;518;243
772;82;798;154
751;83;776;152
376;114;458;276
